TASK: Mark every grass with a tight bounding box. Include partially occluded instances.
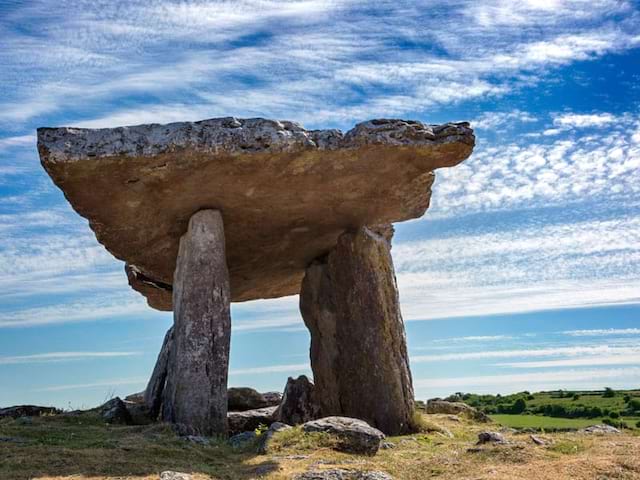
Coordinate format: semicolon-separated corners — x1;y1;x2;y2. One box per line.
1;411;640;480
490;414;607;431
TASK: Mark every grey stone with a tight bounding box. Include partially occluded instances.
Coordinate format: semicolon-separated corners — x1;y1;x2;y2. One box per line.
0;405;60;418
426;399;490;423
294;469;393;480
257;421;292;454
580;424;621;434
124;391;145;404
228;387;276;411
182;435;210;445
124;401;153;425
144;326;174;418
162;210;231;436
477;431;507;444
160;472;192;480
37;117;474;310
228;431;258;449
275;375;320;426
303;416;385;455
228;406;278;435
530;434;547;445
301;227;414;435
380;441;396;449
99;397;132;425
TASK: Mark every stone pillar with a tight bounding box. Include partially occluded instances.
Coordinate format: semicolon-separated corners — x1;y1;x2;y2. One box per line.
162;209;232;436
144;326;174;419
300;226;415;435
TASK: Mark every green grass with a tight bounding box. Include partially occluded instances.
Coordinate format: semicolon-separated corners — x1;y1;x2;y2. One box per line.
490;414;605;430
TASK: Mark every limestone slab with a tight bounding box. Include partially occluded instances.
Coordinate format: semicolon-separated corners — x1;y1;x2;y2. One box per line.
38;117;474;310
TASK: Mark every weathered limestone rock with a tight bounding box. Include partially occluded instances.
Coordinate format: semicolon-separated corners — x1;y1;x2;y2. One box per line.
426;399;490;423
228;387;280;411
294;470;393;480
228;406;278;435
37;117;474;310
144;326;174;418
0;406;60;418
162;210;231;436
300;262;341;416
99;397;132;425
300;227;414;435
302;416;385;455
275;375;320;425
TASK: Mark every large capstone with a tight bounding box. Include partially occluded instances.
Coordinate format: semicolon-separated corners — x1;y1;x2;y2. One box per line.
300;226;415;435
37;117;474;310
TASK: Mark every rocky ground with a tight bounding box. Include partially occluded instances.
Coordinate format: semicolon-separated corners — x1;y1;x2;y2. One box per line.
1;407;639;480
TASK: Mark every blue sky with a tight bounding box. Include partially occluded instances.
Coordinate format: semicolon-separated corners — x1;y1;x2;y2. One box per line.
1;0;639;409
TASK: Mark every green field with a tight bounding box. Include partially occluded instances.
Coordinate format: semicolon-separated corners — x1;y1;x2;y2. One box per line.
491;414;605;430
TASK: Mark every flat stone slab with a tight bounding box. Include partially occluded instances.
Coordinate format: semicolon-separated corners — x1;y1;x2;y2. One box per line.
38;117;474;310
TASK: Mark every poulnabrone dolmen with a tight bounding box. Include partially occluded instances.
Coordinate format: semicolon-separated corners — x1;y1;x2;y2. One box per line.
37;117;474;437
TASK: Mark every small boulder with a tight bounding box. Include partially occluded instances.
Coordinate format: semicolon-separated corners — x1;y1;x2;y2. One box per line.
160;472;192;480
124;401;153;425
262;391;283;406
530;434;547;446
0;405;60;419
228;387;269;411
257;421;292;454
294;469;393;479
580;424;621;434
275;375;320;425
477;431;506;444
426;399;489;422
99;397;132;425
124;391;145;404
303;416;385;455
228;431;258;449
228;406;277;435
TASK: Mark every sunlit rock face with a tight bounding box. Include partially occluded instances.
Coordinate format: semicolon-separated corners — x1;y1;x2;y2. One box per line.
37;117;474;310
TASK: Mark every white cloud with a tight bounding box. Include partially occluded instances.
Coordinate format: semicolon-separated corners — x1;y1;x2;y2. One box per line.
411;345;640;363
415;367;640;390
495;353;640;368
0;351;140;365
563;328;640;336
553;112;618;128
230;363;310;375
35;377;148;392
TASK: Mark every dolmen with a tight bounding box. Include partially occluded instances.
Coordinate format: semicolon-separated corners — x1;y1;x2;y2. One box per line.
38;117;474;436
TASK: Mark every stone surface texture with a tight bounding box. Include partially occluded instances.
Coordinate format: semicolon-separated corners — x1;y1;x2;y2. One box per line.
300;227;414;435
37;117;474;310
294;470;393;480
99;397;132;425
161;210;231;436
144;326;174;418
227;406;278;435
275;375;320;426
228;387;280;411
426;399;490;422
302;416;385;455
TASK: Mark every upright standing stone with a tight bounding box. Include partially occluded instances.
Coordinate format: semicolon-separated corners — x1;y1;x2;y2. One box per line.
162;210;231;436
300;227;415;435
144;326;174;419
300;263;341;415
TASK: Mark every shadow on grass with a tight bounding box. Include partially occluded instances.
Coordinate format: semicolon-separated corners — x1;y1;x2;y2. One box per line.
0;413;282;479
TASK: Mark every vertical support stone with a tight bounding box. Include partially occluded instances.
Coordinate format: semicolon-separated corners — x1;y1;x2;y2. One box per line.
144;326;174;419
300;226;415;435
162;209;231;436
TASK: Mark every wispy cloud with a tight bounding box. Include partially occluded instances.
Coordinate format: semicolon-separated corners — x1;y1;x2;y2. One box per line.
563;328;640;337
230;363;310;375
0;351;140;366
415;367;640;390
35;377;147;392
495;353;640;369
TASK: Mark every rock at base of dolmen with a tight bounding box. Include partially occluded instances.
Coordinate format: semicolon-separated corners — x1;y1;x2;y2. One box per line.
426;399;490;423
227;406;278;435
37;117;474;310
228;387;280;411
99;397;132;425
302;417;385;455
294;470;393;480
275;375;320;426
